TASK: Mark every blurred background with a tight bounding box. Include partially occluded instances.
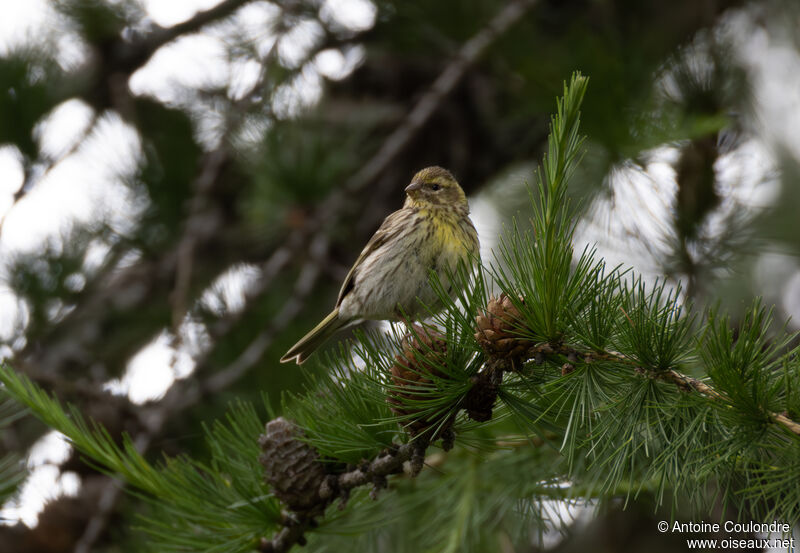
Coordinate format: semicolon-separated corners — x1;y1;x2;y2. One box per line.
0;0;799;551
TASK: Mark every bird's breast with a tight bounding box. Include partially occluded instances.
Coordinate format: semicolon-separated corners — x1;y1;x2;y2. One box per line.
417;209;477;269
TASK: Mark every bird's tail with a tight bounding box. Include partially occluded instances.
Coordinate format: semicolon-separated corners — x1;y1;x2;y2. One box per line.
280;308;349;364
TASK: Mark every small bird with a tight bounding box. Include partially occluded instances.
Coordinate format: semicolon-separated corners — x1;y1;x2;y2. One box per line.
280;166;480;364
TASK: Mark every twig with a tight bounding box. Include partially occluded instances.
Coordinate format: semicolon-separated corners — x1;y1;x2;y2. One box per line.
72;479;123;553
664;369;800;436
520;342;800;437
259;440;425;553
258;421;551;552
171;147;229;330
112;0;256;74
333;440;426;488
202;234;328;395
340;0;538;197
259;522;308;553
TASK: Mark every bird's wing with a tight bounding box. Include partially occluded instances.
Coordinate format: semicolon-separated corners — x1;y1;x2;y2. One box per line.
335;209;407;307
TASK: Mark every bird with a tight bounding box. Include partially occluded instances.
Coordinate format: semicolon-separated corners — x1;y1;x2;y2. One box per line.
280;166;480;364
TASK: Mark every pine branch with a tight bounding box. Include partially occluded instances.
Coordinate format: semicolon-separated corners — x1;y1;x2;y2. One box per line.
508;341;800;437
664;369;800;436
0;393;27;506
258;421;428;553
0;365;283;551
4;65;800;552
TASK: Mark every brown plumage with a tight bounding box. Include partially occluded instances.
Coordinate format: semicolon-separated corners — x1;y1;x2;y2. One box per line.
281;166;480;364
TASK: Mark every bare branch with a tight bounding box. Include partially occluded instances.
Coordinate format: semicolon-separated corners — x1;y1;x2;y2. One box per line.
72;479;124;553
114;0;257;74
202;233;328;395
341;0;538;196
170;147;229;330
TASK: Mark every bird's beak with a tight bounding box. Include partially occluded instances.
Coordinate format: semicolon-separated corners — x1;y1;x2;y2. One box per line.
405;181;423;193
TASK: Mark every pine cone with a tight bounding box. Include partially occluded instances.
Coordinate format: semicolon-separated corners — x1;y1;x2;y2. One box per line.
475;293;529;359
388;325;455;437
464;370;500;422
259;417;327;512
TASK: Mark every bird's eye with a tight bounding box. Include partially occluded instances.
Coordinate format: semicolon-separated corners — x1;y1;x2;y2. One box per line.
431;183;440;191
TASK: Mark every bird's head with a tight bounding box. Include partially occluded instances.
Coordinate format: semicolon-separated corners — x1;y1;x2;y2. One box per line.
403;166;468;211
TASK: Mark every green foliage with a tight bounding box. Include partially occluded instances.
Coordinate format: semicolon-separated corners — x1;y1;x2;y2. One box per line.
492;75;589;342
702;301;796;420
134;98;202;242
306;445;567;553
0;51;56;157
615;278;695;371
2;71;800;552
0;0;798;550
566;261;624;351
0;392;27;510
141;401;282;553
283;345;398;464
0;365;281;552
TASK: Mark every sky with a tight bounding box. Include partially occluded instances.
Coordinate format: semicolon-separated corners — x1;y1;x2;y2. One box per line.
0;1;799;549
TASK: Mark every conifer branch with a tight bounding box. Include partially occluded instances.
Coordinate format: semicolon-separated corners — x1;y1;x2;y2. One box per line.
511;341;800;437
3;58;798;552
259;325;800;552
258;418;429;553
664;369;800;436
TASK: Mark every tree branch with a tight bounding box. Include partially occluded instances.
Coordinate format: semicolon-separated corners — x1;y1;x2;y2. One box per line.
258;440;428;553
663;368;800;436
170;147;230;330
202;234;328;395
114;0;257;74
519;342;800;437
340;0;538;197
258;328;800;552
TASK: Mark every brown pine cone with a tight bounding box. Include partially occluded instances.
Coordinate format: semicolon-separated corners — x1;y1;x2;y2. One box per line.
259;417;327;512
475;293;529;359
464;370;500;422
388;325;455;438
